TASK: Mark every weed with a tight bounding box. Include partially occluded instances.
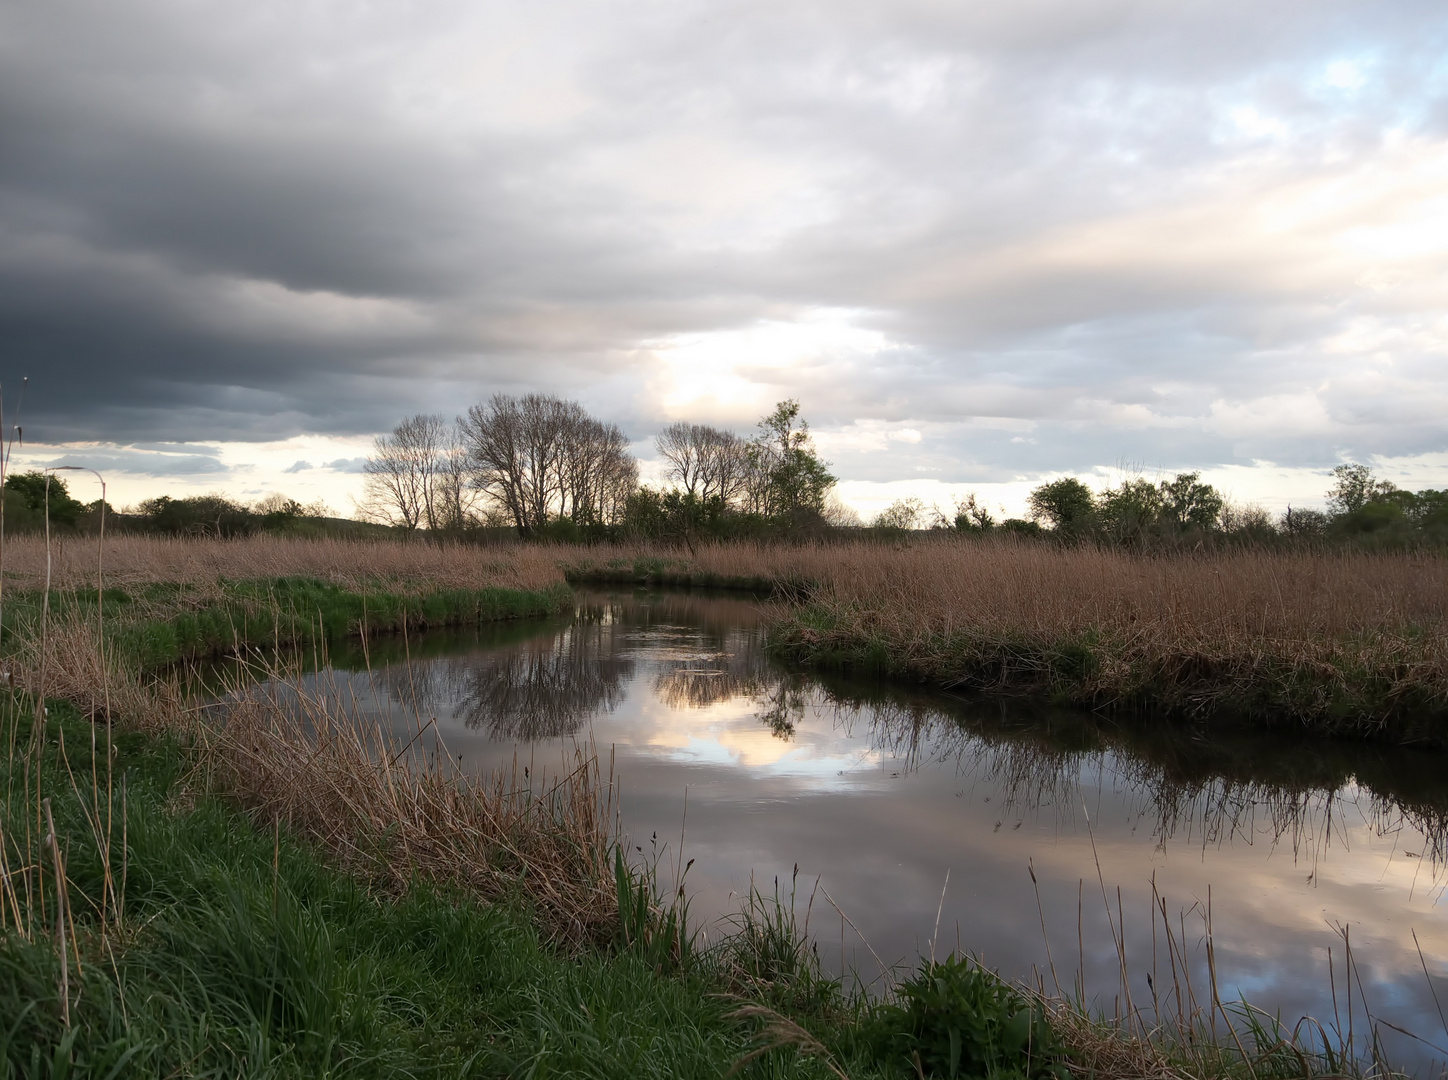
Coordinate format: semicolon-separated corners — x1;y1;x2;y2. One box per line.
860;955;1068;1080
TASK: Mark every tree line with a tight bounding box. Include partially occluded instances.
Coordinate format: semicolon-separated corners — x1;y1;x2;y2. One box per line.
0;474;361;539
360;395;840;541
868;462;1448;547
4;398;1442;548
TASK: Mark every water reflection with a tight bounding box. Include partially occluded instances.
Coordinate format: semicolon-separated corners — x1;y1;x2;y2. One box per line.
339;591;1448;878
371;609;637;740
297;589;1448;1073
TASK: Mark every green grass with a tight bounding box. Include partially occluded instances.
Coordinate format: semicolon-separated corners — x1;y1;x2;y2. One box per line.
1;698;893;1079
1;576;574;670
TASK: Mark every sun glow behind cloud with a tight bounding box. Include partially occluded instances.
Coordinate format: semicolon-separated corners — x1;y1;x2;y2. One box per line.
647;310;901;422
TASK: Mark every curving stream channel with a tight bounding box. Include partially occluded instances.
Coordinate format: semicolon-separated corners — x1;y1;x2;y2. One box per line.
253;588;1448;1073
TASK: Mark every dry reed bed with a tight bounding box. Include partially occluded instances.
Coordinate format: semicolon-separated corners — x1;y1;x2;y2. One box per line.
15;533;1442;639
565;539;1448;734
10;612;621;944
208;668;619;942
1;533;566;594
569;538;1447;637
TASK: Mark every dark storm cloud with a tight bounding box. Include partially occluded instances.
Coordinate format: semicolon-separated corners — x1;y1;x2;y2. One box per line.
1;0;1445;475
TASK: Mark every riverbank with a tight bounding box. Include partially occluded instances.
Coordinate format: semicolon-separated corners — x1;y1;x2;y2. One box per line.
0;698;812;1077
556;539;1448;744
1;538;1415;1077
7;531;1446;738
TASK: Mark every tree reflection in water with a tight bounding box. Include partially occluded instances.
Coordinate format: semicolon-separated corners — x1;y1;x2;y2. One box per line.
369;607;637;740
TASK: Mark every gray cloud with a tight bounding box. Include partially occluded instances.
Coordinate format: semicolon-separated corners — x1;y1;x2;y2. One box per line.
283;460;313;474
324;458;369;474
40;445;228;476
1;0;1445;479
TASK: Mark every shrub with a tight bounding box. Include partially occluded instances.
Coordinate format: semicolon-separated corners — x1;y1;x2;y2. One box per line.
2;470;85;528
862;955;1067;1080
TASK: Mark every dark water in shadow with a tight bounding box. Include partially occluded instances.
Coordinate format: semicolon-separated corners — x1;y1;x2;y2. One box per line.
255;588;1448;1073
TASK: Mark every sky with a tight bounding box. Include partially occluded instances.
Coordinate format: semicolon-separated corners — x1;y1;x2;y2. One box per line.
3;0;1447;520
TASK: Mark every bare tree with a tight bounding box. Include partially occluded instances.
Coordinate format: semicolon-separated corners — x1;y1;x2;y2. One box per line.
434;419;480;532
700;429;749;504
360;413;447;531
560;414;636;525
459;395;534;533
657;422;710;497
657;422;749;504
460;393;636;534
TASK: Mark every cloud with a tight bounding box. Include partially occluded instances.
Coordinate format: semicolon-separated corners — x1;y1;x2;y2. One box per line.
37;445;228;477
283;460;313;474
0;0;1444;485
324;458;369;474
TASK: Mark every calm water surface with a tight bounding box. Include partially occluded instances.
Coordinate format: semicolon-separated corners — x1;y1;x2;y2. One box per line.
256;589;1448;1072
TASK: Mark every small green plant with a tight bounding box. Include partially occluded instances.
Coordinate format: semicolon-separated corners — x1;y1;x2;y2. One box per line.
863;954;1067;1080
612;844;695;972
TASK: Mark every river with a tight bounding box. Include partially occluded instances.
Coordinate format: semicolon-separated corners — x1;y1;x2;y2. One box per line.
247;587;1448;1073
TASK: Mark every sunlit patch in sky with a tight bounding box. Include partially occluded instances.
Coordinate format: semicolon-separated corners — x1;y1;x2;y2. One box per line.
1322;59;1369;91
1229;106;1289;141
649;309;897;421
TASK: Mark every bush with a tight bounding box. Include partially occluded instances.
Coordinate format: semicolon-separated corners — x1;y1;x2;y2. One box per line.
862;955;1067;1080
2;470;86;528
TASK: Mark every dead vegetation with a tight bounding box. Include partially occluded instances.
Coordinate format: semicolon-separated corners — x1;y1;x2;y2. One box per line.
562;537;1448;737
0;532;566;594
207;659;619;942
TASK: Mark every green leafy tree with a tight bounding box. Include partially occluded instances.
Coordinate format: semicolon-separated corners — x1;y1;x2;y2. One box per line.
952;493;995;533
1157;471;1223;531
1280;506;1329;536
1326;463;1397;515
2;470;84;528
1410;489;1448;530
138;494;256;537
1026;478;1095;533
749;400;836;525
1095;477;1161;544
872;496;925;531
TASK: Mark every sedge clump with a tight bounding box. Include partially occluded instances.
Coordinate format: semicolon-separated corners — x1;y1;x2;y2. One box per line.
862;954;1068;1080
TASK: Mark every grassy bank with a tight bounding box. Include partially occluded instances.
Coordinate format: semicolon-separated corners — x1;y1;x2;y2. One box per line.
4;576;572;671
0;699;805;1078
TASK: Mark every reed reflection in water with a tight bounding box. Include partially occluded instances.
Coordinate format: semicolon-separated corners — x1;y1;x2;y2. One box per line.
285;588;1448;1072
